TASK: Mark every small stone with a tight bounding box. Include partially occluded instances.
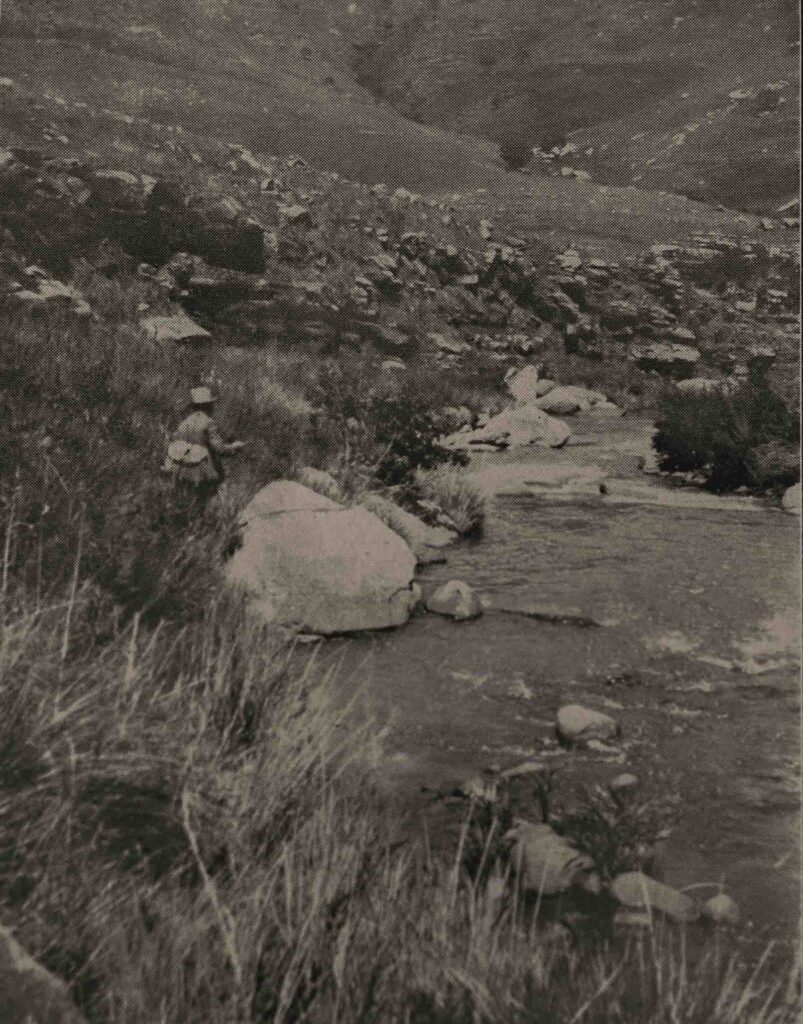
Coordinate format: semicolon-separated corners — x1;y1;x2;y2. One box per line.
458;776;498;801
579;871;602;895
611;872;698;923
500;760;545;779
140;313;211;344
278;203;313;226
614;909;653;928
507;821;593;895
702;893;740;925
556;705;619;745
426;580;483;621
609;773;639;796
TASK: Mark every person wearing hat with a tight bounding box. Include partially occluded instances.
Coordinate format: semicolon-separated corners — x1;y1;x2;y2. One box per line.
163;387;244;498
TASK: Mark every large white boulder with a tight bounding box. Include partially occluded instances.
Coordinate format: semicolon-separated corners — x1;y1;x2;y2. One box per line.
227;482;418;634
506;365;541;403
444;404;570;450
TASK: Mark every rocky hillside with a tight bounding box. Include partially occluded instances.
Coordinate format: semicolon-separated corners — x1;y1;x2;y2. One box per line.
1;4;800;445
2;112;799;412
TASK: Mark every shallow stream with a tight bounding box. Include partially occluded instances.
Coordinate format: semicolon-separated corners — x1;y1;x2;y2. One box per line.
326;412;800;941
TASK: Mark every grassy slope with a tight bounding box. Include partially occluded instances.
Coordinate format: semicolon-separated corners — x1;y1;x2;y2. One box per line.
0;1;798;253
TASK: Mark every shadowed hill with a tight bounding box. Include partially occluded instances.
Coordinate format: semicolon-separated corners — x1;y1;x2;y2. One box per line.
344;0;800;213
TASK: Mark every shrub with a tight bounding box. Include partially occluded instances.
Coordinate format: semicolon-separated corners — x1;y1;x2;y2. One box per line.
653;382;800;492
308;356;466;487
499;138;534;172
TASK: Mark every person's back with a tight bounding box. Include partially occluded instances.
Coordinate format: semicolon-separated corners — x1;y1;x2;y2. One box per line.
174;409;215;449
163;388;244;496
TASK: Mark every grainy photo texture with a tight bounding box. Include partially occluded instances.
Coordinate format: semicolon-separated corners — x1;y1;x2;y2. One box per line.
1;2;801;1021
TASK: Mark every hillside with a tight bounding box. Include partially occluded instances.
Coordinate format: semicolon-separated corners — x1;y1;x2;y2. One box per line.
0;0;799;251
345;0;800;213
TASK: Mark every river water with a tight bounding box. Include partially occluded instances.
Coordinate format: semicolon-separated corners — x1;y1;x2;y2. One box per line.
325;412;801;942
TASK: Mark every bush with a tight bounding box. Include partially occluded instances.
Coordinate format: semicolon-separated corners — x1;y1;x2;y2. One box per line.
499;138;534;172
308;356;466;487
653;383;800;492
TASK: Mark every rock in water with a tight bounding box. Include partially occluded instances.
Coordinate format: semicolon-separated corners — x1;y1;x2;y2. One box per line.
426;580;483;621
611;872;698;923
535;385;609;416
361;493;455;566
556;704;619;745
1;923;87;1023
781;482;801;516
609;773;639;797
226;482;418;634
508;821;593;895
444;404;570;450
506;365;540;403
702;893;740;925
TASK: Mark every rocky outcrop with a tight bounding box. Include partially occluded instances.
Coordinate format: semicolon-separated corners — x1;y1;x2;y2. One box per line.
9;271;92;318
676;377;726;395
226;482;419;634
0;924;86;1024
630;342;701;378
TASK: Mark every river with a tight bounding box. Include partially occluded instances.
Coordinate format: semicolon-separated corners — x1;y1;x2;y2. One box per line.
323;411;801;943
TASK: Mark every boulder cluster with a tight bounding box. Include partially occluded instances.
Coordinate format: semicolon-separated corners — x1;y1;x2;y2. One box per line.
2;143;798;401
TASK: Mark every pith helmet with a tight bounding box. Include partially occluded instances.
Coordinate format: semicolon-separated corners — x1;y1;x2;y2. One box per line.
190;386;215;406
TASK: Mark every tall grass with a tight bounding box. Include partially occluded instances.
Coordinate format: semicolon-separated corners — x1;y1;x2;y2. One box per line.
0;578;798;1023
414;464;487;535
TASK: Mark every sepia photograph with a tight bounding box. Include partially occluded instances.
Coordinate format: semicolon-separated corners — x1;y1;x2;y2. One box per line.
0;2;800;1021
